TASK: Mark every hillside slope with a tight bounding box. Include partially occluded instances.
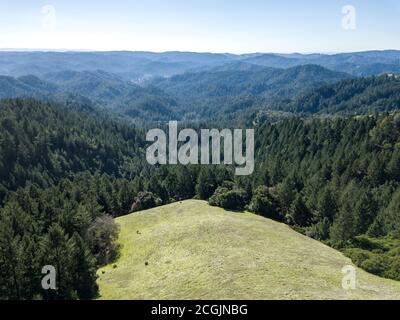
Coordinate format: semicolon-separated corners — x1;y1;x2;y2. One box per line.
151;64;349;119
97;200;400;300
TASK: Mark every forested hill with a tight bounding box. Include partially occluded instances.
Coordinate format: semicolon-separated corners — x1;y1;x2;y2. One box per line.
0;98;146;205
1;96;400;299
253;113;400;238
282;74;400;115
0;72;179;122
0;65;350;122
1;50;399;80
151;64;350;119
1;65;399;124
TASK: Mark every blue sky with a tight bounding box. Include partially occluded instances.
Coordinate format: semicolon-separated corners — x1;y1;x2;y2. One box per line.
0;0;399;53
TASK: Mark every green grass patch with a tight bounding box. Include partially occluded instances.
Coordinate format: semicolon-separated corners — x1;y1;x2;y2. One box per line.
97;200;400;300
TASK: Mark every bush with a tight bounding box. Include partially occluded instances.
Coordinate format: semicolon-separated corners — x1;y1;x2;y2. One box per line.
247;186;282;221
384;257;400;281
130;191;162;212
360;255;390;277
209;187;247;211
351;235;387;252
343;248;372;266
85;215;120;266
342;237;400;281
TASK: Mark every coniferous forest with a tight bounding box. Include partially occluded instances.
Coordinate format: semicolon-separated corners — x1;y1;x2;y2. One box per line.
0;50;400;300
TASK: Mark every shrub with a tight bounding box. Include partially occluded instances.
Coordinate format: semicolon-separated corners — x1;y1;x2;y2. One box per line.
209;187;247;211
384;257;400;281
130;191;162;212
247;186;282;221
85;215;120;266
360;255;390;277
351;235;387;252
343;248;372;266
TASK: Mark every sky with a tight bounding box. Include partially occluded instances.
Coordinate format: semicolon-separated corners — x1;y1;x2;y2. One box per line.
0;0;399;53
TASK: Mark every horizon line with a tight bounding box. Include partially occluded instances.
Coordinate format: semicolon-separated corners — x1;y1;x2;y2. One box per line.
0;48;399;56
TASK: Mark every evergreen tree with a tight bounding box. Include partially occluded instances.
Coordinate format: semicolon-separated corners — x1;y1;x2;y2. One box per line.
69;233;98;299
286;194;312;227
196;168;216;200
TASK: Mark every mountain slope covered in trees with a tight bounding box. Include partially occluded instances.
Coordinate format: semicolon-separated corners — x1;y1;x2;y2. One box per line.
280;74;400;114
0;72;179;121
0;98;146;204
1;96;400;299
151;64;350;119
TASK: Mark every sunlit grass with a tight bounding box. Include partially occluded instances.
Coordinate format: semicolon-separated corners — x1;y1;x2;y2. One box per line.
97;200;400;300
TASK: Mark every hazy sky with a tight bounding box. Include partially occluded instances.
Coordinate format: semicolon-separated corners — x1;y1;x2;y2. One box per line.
1;0;399;53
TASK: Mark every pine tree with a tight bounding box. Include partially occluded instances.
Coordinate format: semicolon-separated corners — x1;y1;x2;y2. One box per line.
196;168;216;200
330;202;357;247
69;233;98;299
40;224;74;299
287;194;312;227
316;187;338;222
0;217;23;299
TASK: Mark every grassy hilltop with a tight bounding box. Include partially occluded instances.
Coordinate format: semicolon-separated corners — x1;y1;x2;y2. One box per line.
97;200;400;300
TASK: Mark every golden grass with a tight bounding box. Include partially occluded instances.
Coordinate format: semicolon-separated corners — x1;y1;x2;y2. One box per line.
97;200;400;300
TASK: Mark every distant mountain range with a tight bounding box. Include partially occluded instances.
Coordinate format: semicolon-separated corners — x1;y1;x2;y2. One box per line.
0;50;399;122
151;64;350;119
0;50;399;81
0;64;350;121
242;51;400;76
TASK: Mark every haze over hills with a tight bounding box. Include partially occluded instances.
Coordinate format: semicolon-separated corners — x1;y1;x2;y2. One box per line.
0;71;180;121
0;50;399;123
151;64;350;119
0;64;350;121
0;50;400;82
1;59;400;122
243;51;400;76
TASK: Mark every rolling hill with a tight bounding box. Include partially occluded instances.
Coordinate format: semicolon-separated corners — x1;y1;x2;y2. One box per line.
97;200;400;300
243;50;400;76
279;74;400;114
151;64;350;119
1;50;399;81
0;71;179;121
